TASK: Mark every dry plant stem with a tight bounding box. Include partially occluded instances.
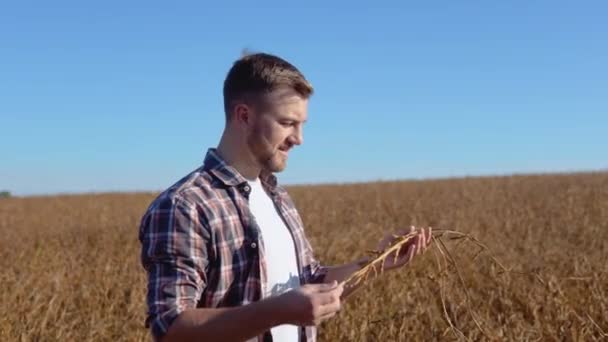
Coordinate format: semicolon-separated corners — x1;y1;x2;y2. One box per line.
431;239;468;341
434;235;491;340
339;227;603;339
341;229;509;289
341;229;508;339
586;313;608;337
340;232;417;288
362;231;475;341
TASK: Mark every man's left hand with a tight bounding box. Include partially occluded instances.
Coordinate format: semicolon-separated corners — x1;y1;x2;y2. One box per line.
375;226;433;271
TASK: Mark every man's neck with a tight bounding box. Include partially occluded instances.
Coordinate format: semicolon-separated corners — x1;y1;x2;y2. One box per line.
216;131;261;181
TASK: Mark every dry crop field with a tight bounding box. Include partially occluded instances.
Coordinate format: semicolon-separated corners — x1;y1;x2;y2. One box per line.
1;172;607;341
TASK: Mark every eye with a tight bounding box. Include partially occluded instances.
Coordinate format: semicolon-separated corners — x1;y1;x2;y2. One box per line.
280;121;295;127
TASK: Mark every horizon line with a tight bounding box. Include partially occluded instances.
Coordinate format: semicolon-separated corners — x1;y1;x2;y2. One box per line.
3;168;607;198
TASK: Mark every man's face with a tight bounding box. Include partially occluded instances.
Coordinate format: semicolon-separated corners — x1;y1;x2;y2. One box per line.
246;89;308;173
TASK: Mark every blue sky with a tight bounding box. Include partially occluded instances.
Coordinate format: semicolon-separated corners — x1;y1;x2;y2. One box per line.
1;1;606;196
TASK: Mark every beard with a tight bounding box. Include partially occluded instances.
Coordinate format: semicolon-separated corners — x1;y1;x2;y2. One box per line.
246;126;288;173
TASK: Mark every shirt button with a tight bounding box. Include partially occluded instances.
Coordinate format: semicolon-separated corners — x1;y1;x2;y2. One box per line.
250;242;257;249
243;185;251;192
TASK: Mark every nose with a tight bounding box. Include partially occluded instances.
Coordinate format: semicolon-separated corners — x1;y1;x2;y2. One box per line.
290;126;303;146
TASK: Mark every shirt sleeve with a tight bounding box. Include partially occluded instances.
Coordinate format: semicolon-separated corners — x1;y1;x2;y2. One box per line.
302;237;329;284
138;195;211;339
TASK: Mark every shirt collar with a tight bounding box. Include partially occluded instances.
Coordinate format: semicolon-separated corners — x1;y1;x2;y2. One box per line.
204;148;279;195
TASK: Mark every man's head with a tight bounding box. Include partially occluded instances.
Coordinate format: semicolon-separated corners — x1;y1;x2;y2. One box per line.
222;52;313;174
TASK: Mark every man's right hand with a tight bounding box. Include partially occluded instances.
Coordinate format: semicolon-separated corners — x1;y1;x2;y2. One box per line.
159;281;344;342
277;281;344;326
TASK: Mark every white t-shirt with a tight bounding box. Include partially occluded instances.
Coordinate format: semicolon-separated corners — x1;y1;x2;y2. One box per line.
247;177;300;342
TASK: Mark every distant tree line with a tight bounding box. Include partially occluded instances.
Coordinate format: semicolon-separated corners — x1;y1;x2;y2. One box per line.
0;191;11;198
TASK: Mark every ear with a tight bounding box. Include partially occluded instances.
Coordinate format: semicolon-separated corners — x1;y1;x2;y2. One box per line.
234;104;251;126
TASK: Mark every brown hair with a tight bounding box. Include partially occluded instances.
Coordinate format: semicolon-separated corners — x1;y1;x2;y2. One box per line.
222;52;314;121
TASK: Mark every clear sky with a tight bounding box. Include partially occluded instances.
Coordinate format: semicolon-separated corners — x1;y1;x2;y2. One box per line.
1;1;606;196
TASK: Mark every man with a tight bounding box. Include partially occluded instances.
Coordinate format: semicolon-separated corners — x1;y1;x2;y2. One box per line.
138;52;432;342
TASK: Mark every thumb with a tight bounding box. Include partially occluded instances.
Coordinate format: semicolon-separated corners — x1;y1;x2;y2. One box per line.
316;281;339;293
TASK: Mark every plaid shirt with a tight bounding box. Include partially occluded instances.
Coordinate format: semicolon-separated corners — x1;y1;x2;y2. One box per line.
138;148;327;342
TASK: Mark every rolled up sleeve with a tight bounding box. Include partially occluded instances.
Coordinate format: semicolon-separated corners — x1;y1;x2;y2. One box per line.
138;195;210;339
300;236;328;284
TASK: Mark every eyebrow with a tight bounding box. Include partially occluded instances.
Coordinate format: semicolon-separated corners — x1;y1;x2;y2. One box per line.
279;116;307;124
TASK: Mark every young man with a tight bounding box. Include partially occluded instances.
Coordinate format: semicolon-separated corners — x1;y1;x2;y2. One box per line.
138;52;432;342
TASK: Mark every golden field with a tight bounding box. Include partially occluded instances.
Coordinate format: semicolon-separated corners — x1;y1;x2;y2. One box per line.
1;172;607;341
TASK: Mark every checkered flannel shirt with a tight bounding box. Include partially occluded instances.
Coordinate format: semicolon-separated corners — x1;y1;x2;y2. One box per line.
139;148;328;342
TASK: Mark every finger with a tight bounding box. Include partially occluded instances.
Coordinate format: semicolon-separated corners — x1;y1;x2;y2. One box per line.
397;241;421;267
423;227;430;251
315;311;337;325
317;287;342;306
312;281;338;293
418;230;426;254
330;283;344;299
418;229;426;254
427;226;433;245
318;294;342;314
317;292;336;306
337;283;344;297
421;228;428;251
411;232;420;256
408;242;416;261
